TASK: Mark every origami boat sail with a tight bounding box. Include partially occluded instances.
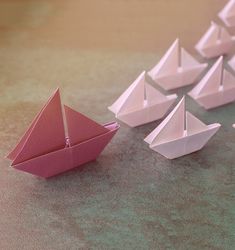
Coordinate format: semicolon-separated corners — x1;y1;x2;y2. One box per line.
188;56;235;109
219;0;235;27
108;71;177;127
195;22;235;59
7;89;119;178
64;105;109;146
9;89;66;165
144;97;221;159
148;39;207;90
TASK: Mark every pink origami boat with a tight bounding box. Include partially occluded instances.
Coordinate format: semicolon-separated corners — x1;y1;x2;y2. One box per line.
195;22;235;59
148;39;207;90
108;71;177;127
219;0;235;27
188;56;235;110
6;89;119;178
144;97;221;159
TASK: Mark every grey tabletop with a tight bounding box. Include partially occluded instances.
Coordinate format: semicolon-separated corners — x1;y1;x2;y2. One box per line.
0;0;234;249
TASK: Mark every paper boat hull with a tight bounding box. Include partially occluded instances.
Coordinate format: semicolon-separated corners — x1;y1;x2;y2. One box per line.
150;66;207;90
196;41;234;59
188;88;235;110
116;97;176;127
150;125;220;159
12;122;119;178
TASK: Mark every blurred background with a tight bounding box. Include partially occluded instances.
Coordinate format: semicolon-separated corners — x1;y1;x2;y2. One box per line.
0;0;229;51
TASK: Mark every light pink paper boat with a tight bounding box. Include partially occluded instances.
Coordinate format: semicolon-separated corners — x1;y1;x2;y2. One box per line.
144;97;221;159
188;56;235;109
219;0;235;27
195;22;235;59
6;89;119;178
108;71;177;127
233;124;235;128
148;39;207;90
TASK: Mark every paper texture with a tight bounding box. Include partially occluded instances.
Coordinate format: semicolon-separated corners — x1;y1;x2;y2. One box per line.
144;96;221;159
7;89;119;178
188;56;235;109
108;71;177;127
219;0;235;27
148;39;207;90
195;22;235;58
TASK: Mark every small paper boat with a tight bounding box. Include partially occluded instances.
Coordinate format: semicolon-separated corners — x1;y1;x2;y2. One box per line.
233;124;235;128
188;56;235;109
195;22;235;59
219;0;235;27
148;39;207;90
144;97;221;159
108;71;177;127
6;89;119;178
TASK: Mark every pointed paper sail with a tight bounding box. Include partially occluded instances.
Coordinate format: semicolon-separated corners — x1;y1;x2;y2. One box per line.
181;48;200;68
198;23;220;49
148;39;179;78
222;69;235;89
189;57;223;97
144;97;185;146
64;105;109;146
109;71;145;115
186;111;207;136
145;82;168;104
12;89;66;165
221;0;235;18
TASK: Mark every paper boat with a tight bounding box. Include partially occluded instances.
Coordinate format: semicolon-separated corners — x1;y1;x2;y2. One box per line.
195;22;235;59
148;39;207;90
6;89;119;178
233;124;235;128
219;0;235;27
188;56;235;109
144;97;221;159
108;71;177;127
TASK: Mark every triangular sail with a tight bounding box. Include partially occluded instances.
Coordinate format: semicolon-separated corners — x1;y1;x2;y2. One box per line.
181;48;200;68
189;57;223;97
144;97;185;145
109;71;145;115
223;0;235;17
145;82;168;104
64;105;109;146
12;89;66;165
198;23;220;49
7;110;42;160
222;69;235;90
148;39;179;77
186;111;207;136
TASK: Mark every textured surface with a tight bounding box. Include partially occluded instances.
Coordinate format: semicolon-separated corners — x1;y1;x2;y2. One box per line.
0;0;234;249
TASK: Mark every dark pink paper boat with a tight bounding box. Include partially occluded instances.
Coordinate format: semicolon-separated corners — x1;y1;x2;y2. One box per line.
6;89;119;178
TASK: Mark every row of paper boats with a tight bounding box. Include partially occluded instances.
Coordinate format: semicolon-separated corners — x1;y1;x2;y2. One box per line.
6;85;227;179
7;39;235;179
7;1;235;179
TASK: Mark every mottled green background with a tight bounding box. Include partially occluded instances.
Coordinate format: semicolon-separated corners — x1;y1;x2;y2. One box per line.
0;1;234;249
